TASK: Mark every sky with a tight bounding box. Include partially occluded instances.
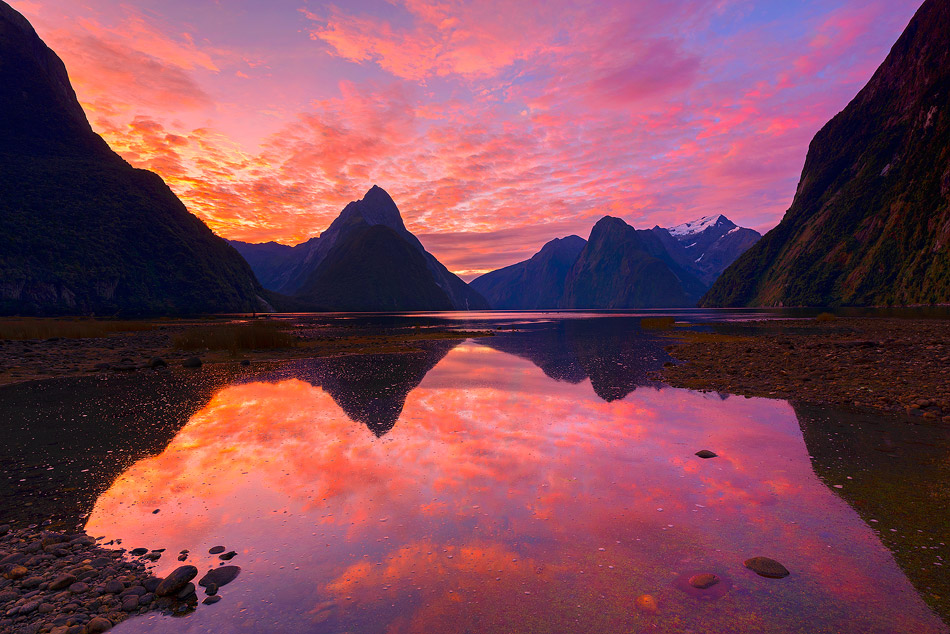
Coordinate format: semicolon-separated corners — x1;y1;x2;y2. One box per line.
13;0;923;278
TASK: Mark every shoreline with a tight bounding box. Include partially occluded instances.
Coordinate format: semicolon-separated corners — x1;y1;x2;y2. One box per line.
0;319;493;388
0;526;222;634
658;317;950;422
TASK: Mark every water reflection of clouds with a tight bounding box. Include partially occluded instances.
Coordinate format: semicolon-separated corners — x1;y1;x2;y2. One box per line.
95;345;946;634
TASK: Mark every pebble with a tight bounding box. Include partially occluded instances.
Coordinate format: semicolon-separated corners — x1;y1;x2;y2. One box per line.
208;546;225;555
203;595;221;605
695;450;718;459
86;616;113;633
103;580;124;594
218;551;237;561
744;557;790;578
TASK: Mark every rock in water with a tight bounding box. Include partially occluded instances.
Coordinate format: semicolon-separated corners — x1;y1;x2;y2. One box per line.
149;357;167;368
744;557;790;578
183;357;202;368
688;573;721;589
695;450;718;459
208;545;225;554
198;565;241;588
155;565;198;597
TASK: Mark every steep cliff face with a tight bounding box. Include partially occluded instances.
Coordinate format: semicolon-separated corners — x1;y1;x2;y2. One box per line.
470;236;587;309
0;1;267;315
562;217;694;308
703;0;950;307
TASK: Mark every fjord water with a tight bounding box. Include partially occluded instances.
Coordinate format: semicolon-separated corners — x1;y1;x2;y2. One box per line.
4;314;948;633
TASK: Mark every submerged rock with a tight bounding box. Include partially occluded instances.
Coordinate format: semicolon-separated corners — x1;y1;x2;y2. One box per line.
198;565;241;588
744;557;790;578
635;593;658;613
689;573;721;589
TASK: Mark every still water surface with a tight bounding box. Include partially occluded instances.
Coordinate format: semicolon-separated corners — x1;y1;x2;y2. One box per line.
4;314;948;633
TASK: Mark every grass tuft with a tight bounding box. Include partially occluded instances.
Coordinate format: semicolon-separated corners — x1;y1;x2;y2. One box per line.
172;321;296;353
0;318;152;340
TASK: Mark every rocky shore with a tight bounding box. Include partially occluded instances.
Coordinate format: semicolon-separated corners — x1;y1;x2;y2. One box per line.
0;525;239;634
659;317;950;421
0;318;492;387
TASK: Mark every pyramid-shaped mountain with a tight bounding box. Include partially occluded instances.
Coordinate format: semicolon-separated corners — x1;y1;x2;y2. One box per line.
703;0;950;306
232;186;489;311
0;1;268;315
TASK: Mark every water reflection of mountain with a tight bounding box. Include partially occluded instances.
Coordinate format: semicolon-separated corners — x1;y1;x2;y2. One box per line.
478;319;670;401
0;369;239;528
794;403;950;623
274;340;460;436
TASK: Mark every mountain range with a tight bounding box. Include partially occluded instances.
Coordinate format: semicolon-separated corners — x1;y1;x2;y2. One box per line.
703;0;950;307
0;1;269;315
231;186;489;311
471;214;760;309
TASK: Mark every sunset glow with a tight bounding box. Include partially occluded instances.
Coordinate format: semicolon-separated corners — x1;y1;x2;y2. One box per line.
14;0;923;276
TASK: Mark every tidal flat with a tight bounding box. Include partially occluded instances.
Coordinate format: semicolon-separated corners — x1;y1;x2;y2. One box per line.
1;311;948;634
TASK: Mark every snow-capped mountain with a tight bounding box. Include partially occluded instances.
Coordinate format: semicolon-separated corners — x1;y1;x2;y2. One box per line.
657;215;761;285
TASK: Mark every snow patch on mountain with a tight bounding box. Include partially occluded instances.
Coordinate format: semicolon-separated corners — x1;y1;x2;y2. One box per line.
667;214;726;237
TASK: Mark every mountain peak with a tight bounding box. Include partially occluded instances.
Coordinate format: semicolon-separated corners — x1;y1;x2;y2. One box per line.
337;184;405;231
667;214;735;238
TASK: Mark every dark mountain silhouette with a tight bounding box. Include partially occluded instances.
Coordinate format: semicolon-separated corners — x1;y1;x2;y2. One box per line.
562;217;696;308
274;341;459;435
478;318;670;401
297;222;456;311
232;186;489;311
0;2;269;315
470;236;587;309
703;0;950;306
660;215;761;285
471;215;759;310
